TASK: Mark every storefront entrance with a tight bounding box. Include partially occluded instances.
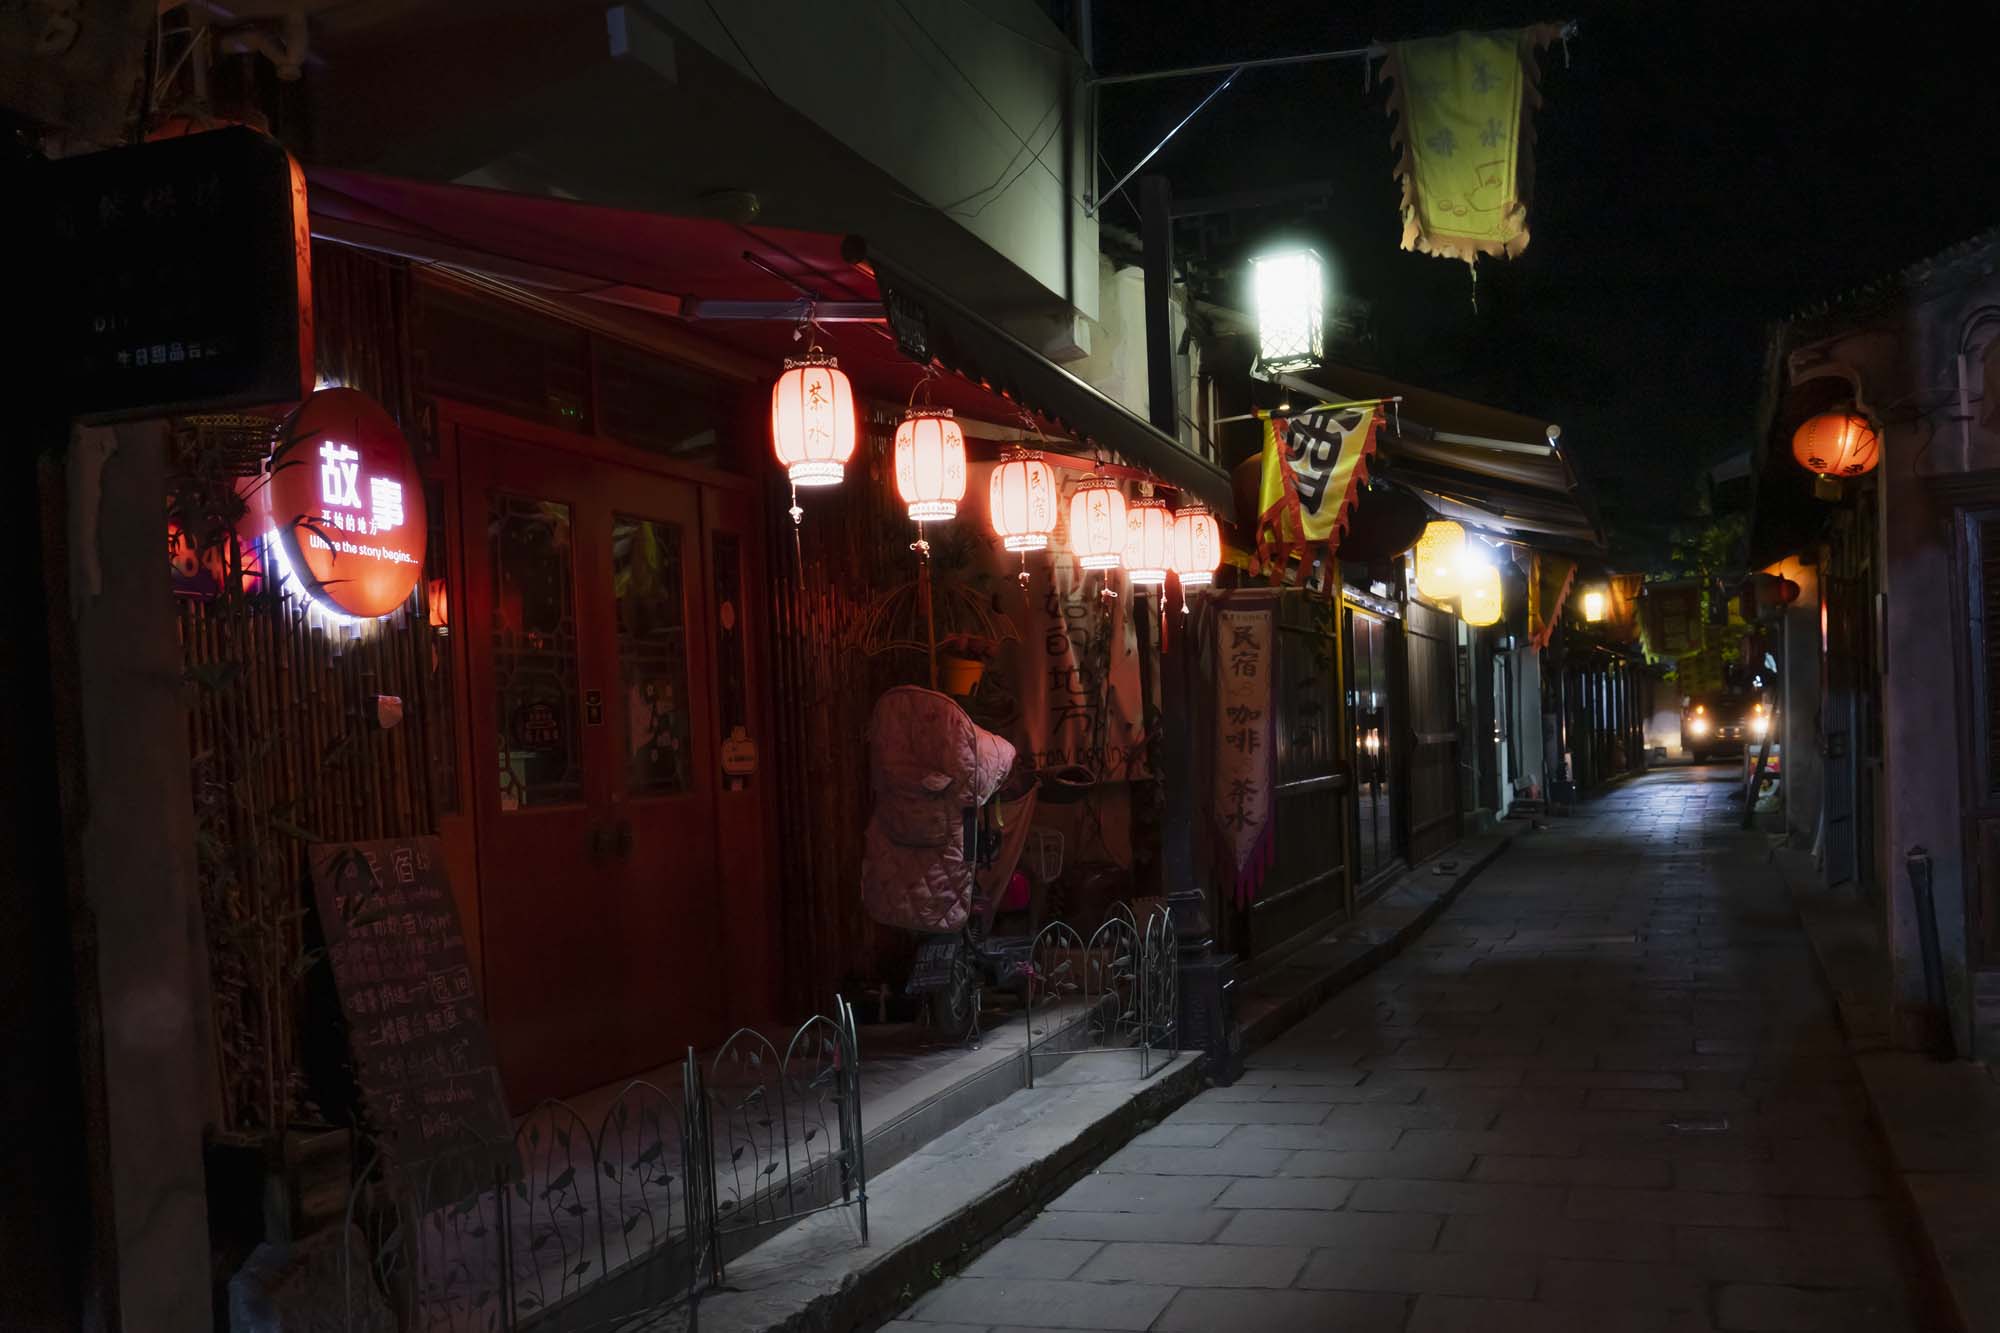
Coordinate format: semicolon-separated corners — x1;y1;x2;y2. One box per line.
456;421;742;1107
1347;606;1399;888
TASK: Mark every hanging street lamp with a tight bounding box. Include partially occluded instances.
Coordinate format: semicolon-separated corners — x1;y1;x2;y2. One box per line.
1123;496;1174;589
1170;503;1222;589
770;351;856;523
1413;519;1467;601
1581;588;1608;623
893;408;966;523
1068;475;1128;572
989;448;1059;589
1250;248;1325;375
1461;560;1504;627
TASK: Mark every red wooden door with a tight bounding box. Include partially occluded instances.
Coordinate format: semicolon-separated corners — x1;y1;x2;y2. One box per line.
460;426;725;1106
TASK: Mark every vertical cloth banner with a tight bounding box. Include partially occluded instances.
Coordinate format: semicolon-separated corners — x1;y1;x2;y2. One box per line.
1253;405;1381;583
1214;598;1278;908
1379;25;1565;266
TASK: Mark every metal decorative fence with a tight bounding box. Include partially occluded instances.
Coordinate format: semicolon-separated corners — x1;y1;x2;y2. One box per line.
1022;905;1179;1085
339;998;864;1330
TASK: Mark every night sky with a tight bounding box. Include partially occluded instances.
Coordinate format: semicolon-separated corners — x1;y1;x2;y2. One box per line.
1088;0;2000;564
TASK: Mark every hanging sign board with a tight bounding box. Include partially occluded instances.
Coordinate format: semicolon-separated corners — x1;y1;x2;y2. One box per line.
1214;595;1278;909
41;125;314;421
265;387;427;619
309;837;510;1177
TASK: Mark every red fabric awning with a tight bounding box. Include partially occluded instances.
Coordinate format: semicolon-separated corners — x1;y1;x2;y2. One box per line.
304;169;1232;506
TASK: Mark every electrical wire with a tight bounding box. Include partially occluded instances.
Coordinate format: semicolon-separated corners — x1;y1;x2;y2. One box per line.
702;0;776;96
889;0;1087;212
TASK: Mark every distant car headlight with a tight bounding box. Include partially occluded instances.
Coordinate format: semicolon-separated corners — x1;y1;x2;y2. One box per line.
1689;717;1710;737
1751;715;1769;738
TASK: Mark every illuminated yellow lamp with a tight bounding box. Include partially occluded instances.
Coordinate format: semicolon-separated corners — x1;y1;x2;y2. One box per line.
1582;588;1608;623
1460;559;1503;627
1413;520;1466;600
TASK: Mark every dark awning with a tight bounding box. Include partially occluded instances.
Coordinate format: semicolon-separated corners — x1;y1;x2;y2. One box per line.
1283;364;1605;554
860;245;1232;508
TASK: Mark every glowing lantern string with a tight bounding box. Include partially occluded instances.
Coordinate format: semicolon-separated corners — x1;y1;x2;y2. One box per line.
1069;475;1127;573
893;408;966;523
769;351;857;525
989;448;1059;588
1123;497;1173;589
1170;504;1222;589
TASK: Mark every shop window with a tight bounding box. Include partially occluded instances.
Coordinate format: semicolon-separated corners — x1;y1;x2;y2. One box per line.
613;515;693;795
490;494;584;809
594;339;734;469
415;284;589;432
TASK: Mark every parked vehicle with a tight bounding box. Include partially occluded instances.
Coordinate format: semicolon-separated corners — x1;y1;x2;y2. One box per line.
1681;689;1770;762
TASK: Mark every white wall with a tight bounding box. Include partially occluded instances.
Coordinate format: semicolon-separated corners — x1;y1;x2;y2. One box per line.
1065;258;1200;449
655;0;1098;322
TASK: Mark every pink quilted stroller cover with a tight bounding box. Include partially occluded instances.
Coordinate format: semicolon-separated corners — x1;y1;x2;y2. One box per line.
861;686;1017;934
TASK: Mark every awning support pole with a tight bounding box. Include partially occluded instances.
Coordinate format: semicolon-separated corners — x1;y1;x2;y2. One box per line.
1089;68;1240;219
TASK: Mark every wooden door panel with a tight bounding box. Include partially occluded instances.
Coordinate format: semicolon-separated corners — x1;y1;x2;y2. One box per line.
461;431;619;1105
460;425;730;1106
602;479;726;1073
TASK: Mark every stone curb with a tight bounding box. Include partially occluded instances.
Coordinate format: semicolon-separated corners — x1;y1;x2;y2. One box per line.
663;1053;1208;1333
1236;829;1519;1054
1774;849;1980;1333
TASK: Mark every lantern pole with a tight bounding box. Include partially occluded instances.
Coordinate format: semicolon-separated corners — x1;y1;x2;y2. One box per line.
915;528;938;691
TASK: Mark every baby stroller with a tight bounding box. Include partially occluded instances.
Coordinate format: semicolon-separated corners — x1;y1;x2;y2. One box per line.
860;686;1047;1041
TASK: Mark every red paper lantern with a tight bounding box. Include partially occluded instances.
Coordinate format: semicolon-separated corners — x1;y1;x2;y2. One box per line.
1123;497;1173;588
893;409;966;522
989;449;1058;552
770;355;856;487
1169;504;1222;588
1068;476;1127;571
1792;411;1879;480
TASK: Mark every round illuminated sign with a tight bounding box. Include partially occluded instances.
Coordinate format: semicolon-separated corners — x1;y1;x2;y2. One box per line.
266;388;426;619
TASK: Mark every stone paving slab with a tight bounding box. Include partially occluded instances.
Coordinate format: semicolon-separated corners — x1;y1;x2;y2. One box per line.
887;768;1948;1332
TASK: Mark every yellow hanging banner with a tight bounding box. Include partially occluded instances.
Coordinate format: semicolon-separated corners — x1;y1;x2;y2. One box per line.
1379;24;1566;265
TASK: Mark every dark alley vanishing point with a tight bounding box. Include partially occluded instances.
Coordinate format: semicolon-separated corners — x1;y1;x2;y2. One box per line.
894;768;1936;1333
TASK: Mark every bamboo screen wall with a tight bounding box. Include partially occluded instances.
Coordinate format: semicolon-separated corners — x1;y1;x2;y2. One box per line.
180;243;441;1137
765;403;940;1012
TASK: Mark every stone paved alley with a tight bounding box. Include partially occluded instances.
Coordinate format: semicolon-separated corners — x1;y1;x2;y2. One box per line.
889;768;1939;1332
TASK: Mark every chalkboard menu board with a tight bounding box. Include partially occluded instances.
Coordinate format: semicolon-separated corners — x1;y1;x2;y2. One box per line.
309;837;510;1176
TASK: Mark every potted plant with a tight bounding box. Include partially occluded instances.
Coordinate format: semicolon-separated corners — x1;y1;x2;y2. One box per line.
937;633;998;696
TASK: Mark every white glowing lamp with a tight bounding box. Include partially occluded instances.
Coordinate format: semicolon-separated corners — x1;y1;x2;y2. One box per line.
1582;588;1608;623
1123;497;1173;588
989;449;1058;552
770;355;856;487
1068;476;1127;571
1170;504;1223;588
1461;560;1504;627
1413;520;1467;601
1251;248;1324;373
893;408;966;522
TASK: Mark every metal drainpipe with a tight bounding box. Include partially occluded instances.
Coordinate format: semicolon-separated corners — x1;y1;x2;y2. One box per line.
1904;847;1956;1060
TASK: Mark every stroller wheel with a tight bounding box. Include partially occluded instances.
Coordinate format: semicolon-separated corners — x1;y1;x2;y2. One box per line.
927;948;981;1044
